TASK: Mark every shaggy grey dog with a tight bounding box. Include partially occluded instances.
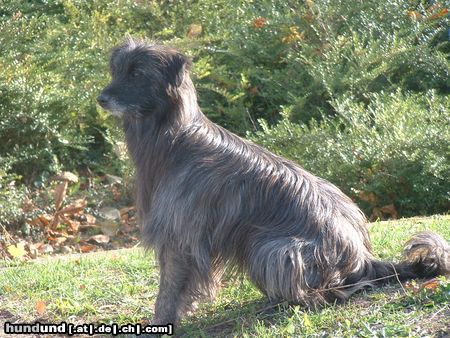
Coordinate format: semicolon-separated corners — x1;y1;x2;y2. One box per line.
97;38;450;328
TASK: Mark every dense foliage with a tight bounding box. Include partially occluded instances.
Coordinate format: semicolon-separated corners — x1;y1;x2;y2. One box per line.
0;0;448;223
251;91;449;216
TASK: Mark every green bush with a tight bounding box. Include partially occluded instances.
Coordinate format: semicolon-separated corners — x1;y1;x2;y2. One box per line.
250;90;450;217
0;169;27;230
0;0;448;219
189;0;449;129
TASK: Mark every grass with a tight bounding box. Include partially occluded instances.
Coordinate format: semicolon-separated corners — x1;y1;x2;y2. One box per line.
1;215;449;337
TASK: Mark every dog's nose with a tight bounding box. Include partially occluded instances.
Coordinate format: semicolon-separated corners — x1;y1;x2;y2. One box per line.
97;93;110;106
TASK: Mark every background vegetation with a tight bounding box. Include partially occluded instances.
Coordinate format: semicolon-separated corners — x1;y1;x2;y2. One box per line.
0;0;449;228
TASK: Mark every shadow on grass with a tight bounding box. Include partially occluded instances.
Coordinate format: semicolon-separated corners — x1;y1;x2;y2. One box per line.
178;298;287;337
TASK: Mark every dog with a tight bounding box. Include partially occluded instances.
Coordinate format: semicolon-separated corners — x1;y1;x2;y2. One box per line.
97;38;450;329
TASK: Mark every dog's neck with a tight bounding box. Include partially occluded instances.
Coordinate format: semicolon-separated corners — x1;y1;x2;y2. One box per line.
123;78;206;220
176;76;202;128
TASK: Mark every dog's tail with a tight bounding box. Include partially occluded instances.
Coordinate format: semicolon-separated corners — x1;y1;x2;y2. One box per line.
340;231;450;297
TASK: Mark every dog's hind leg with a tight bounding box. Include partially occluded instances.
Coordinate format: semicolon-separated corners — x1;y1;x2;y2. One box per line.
246;237;329;307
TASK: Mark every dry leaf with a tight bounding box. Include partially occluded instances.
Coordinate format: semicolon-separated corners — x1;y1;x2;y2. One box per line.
55;171;78;183
66;219;80;232
29;217;44;227
99;207;121;236
370;207;383;221
58;199;87;215
80;244;96;253
359;191;378;205
422;279;440;291
252;17;267;28
7;243;26;258
187;24;202;38
120;206;135;216
405;281;420;293
28;215;52;227
88;234;110;244
50;213;61;229
105;174;122;185
36;301;46;315
100;221;120;236
52;237;67;245
38;214;51;226
113;185;121;201
84;214;96;224
22;196;34;213
121;212;129;223
53;181;68;210
380;204;398;219
39;244;54;254
408;11;422;20
28;242;42;258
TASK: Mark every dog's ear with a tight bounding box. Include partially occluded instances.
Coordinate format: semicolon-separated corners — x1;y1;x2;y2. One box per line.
167;52;192;89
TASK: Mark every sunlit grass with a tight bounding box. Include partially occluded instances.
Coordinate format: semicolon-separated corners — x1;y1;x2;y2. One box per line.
1;216;449;337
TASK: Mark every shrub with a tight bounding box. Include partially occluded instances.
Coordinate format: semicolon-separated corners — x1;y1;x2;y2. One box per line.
190;0;449;130
0;0;448;218
250;90;449;217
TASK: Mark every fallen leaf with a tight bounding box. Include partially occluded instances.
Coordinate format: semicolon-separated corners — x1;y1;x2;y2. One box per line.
359;191;378;205
112;186;121;201
53;181;68;210
120;206;135;216
380;204;398;219
370;207;383;221
60;246;72;254
99;207;121;236
39;244;54;254
57;199;87;215
84;214;96;224
51;237;67;245
187;23;202;38
88;234;110;244
249;87;259;95
100;221;120;236
36;301;46;315
7;243;26;258
66;219;80;232
50;213;61;229
423;279;440;291
405;281;420;293
38;214;52;226
253;17;267;28
29;217;44;227
80;244;96;253
28;243;42;258
105;174;122;185
408;10;422;20
55;171;78;183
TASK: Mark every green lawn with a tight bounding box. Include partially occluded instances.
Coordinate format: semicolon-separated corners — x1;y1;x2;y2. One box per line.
1;216;449;337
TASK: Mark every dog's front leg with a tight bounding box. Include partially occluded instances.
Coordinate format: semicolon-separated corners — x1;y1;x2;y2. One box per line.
152;248;190;327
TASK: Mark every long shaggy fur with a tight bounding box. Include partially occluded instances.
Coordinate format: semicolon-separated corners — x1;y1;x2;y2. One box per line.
98;38;450;327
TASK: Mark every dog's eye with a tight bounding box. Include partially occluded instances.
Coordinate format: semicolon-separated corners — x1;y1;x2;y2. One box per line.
131;70;139;78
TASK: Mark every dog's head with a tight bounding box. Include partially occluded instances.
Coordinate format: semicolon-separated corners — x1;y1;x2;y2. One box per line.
97;38;191;119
